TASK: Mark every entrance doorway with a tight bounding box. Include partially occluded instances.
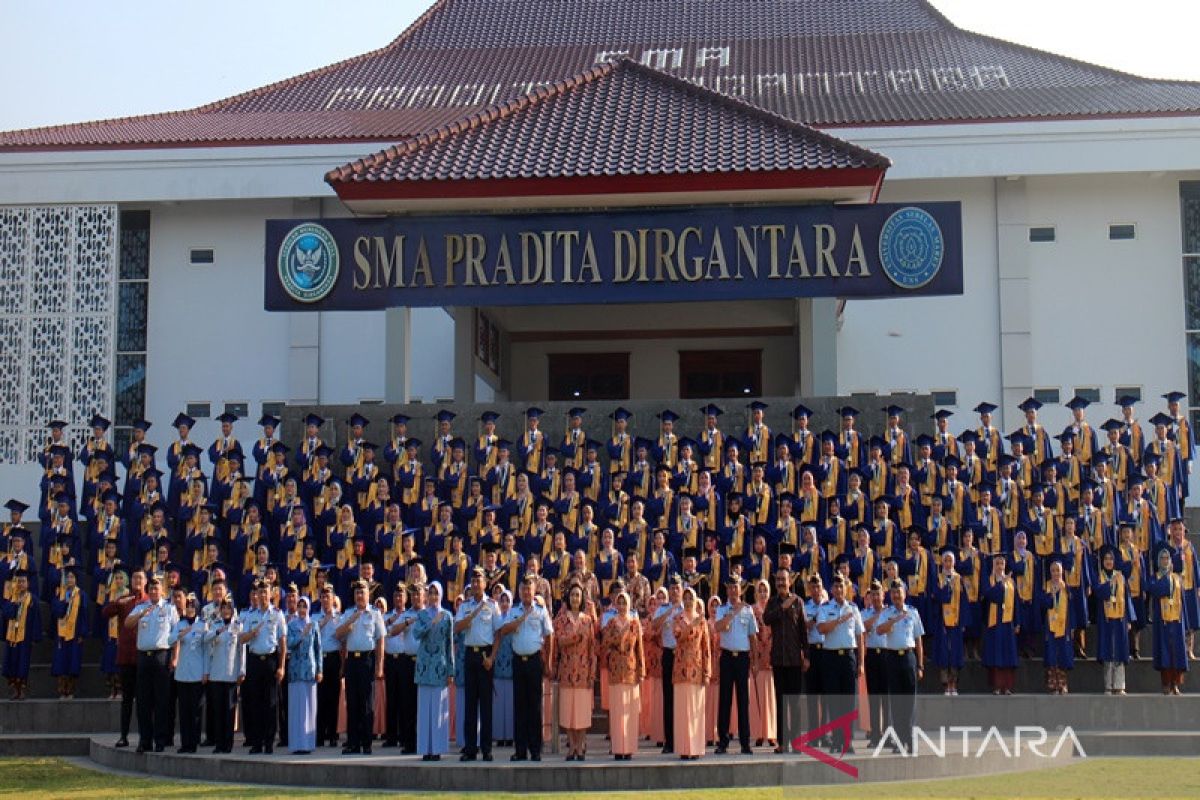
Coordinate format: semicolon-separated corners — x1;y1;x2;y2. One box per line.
548;352;630;400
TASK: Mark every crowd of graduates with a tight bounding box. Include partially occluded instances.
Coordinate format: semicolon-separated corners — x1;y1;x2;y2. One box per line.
2;391;1197;713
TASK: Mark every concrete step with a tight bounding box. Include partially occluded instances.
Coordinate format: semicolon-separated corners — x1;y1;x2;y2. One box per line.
918;657;1198;695
0;733;92;757
24;664;112;699
0;698;120;734
1073;731;1200;757
911;693;1200;732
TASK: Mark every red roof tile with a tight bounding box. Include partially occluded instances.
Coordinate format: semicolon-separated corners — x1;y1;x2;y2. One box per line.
325;59;889;188
4;0;1200;151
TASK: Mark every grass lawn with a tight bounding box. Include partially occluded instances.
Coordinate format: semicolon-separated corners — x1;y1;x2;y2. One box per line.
0;757;1198;799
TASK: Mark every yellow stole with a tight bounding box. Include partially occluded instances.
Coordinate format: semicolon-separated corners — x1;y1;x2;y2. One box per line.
609;433;632;474
1120;543;1142;597
855;549;875;599
1012;551;1034;601
868;459;889;501
1160;573;1183;623
57;588;81;640
1101;570;1126;620
3;553;28;600
6;592;32;643
1047;586;1068;638
958;549;980;601
906;548;928;595
941;574;962;627
285;524;307;571
988;576;1015;627
106;583;123;638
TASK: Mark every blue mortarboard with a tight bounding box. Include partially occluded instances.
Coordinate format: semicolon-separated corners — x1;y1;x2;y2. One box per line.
723;436;742;452
1143;453;1162;467
1149;412;1174;427
658;410;679;422
4;499;29;514
270;441;290;455
774;432;795;449
347;413;370;428
915;434;935;448
304;413;325;427
1017;397;1042;412
1100;418;1124;432
1127;471;1147;488
360;441;379;452
479;411;499;423
1054;430;1075;443
48;444;70;459
1163;391;1187;403
131;419;152;432
182;443;203;458
102;489;122;504
1078;478;1097;493
746;401;769;412
391;414;411;425
435;410;456;423
585;439;603;451
791;404;813;419
173;413;196;429
837;406;859;418
1005;431;1031;447
997;453;1016;468
566;407;587;418
89;414;111;431
1064;396;1091;411
1115;395;1139;408
524;407;544;419
882;405;906;417
258;414;280;428
943;454;962;468
676;437;697;452
868;435;887;449
47;419;68;430
1091;452;1111;466
314;444;333;458
495;438;512;450
931;409;954;420
405;437;422;449
610;407;633;421
216;412;238;424
448;437;465;450
699;403;723;417
958;429;979;443
820;429;838;442
973;402;998;415
138;443;158;456
635;436;654;451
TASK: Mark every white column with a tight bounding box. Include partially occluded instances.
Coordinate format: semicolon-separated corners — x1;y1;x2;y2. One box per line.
796;297;839;396
451;306;476;403
996;177;1033;429
383;306;411;403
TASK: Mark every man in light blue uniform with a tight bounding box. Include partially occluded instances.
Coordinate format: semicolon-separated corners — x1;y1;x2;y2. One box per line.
382;584;409;749
336;579;387;754
803;575;827;745
860;579;890;748
395;582;424;753
715;575;759;755
653;575;684;752
454;568;502;761
497;575;554;761
126;576;179;753
815;575;864;754
875;579;925;753
238;580;287;754
311;584;343;748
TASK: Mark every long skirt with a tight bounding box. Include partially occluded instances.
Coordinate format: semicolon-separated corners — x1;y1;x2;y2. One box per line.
373;676;387;737
542;678;553;744
642;677;663;742
705;680;719;742
494;677;514;741
417;684;451;755
288;680;317;752
454;684;467;745
337;677;348;733
560;686;593;730
51;638;82;676
1153;619;1188;671
599;667;610;710
1044;634;1074;669
672;683;705;757
608;683;640;755
750;668;776;741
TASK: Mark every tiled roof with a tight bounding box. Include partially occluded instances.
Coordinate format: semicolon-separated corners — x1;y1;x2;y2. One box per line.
325;59;889;186
4;0;1200;151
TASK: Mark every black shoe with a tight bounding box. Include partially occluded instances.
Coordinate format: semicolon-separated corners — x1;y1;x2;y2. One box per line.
661;746;673;755
613;754;622;761
154;745;164;753
135;746;148;754
483;753;493;762
714;745;728;755
342;746;360;755
177;746;194;754
844;746;856;756
740;746;753;755
402;748;416;755
115;738;129;748
362;746;372;755
461;753;477;761
382;740;398;748
531;754;541;761
249;746;263;754
264;745;274;754
200;739;214;747
511;754;527;761
755;739;763;747
430;754;440;761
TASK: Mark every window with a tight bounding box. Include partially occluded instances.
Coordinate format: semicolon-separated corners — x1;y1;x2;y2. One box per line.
186;402;211;419
1073;387;1101;404
1028;226;1056;243
1109;224;1136;241
223;402;249;418
113;210;150;454
359;398;384;405
1181;183;1200;414
189;247;215;265
548;352;630;401
931;389;958;407
261;401;285;420
1033;388;1060;405
1114;386;1141;403
678;349;762;399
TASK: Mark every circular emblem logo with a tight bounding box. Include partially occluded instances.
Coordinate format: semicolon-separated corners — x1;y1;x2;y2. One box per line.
878;207;944;290
278;223;339;303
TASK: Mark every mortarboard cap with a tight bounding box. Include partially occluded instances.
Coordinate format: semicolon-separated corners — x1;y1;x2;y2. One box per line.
1149;412;1174;427
778;542;797;556
610;407;633;421
304;413;325;428
47;419;68;430
524;407;544;419
791;404;813;420
566;407;587;418
404;437;422;449
958;429;979;444
89;414;111;431
1054;430;1075;443
5;499;29;514
1065;396;1091;411
391;414;411;425
932;409;954;420
49;444;71;459
1116;396;1139;408
434;410;456;423
1017;398;1043;412
270;441;290;455
314;444;333;458
915;434;934;448
973;402;998;415
1163;391;1187;403
173;413;196;429
836;406;860;418
347;413;370;428
996;454;1016;468
657;409;679;423
447;437;465;450
746;401;769;412
479;411;499;424
1143;453;1162;467
101;489;122;504
1100;419;1124;433
820;430;838;443
942;454;961;469
723;435;742;452
682;547;700;560
882;405;906;417
131;419;152;432
258;414;280;428
938;545;957;557
1097;544;1118;562
216;412;238;424
700;404;723;417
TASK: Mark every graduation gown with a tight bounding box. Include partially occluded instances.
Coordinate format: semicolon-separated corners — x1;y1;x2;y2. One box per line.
2;592;42;679
931;572;966;669
1093;569;1134;664
1146;572;1188;671
981;576;1018;669
1039;584;1074;669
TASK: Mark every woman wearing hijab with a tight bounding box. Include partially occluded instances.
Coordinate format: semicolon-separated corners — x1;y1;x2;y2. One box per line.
204;598;243;753
414;581;455;759
671;587;710;760
286;595;323;753
601;591;645;760
492;589;515;747
169;593;206;753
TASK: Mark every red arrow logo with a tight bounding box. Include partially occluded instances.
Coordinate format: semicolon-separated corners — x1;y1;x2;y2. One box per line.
791;711;860;779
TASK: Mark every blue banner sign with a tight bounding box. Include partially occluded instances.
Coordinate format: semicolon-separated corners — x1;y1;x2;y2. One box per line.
265;202;962;310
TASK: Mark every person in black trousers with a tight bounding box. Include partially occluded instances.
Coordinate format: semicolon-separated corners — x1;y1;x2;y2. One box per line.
715;577;757;755
454;570;501;761
497;576;554;761
861;580;891;748
656;577;684;752
238;581;288;754
336;580;387;755
314;587;342;748
762;568;806;753
125;577;178;753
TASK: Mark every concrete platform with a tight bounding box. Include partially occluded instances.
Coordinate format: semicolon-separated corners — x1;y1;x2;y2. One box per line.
87;734;1073;792
0;698;120;734
911;693;1200;731
918;657;1197;695
1074;731;1200;757
0;733;92;757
